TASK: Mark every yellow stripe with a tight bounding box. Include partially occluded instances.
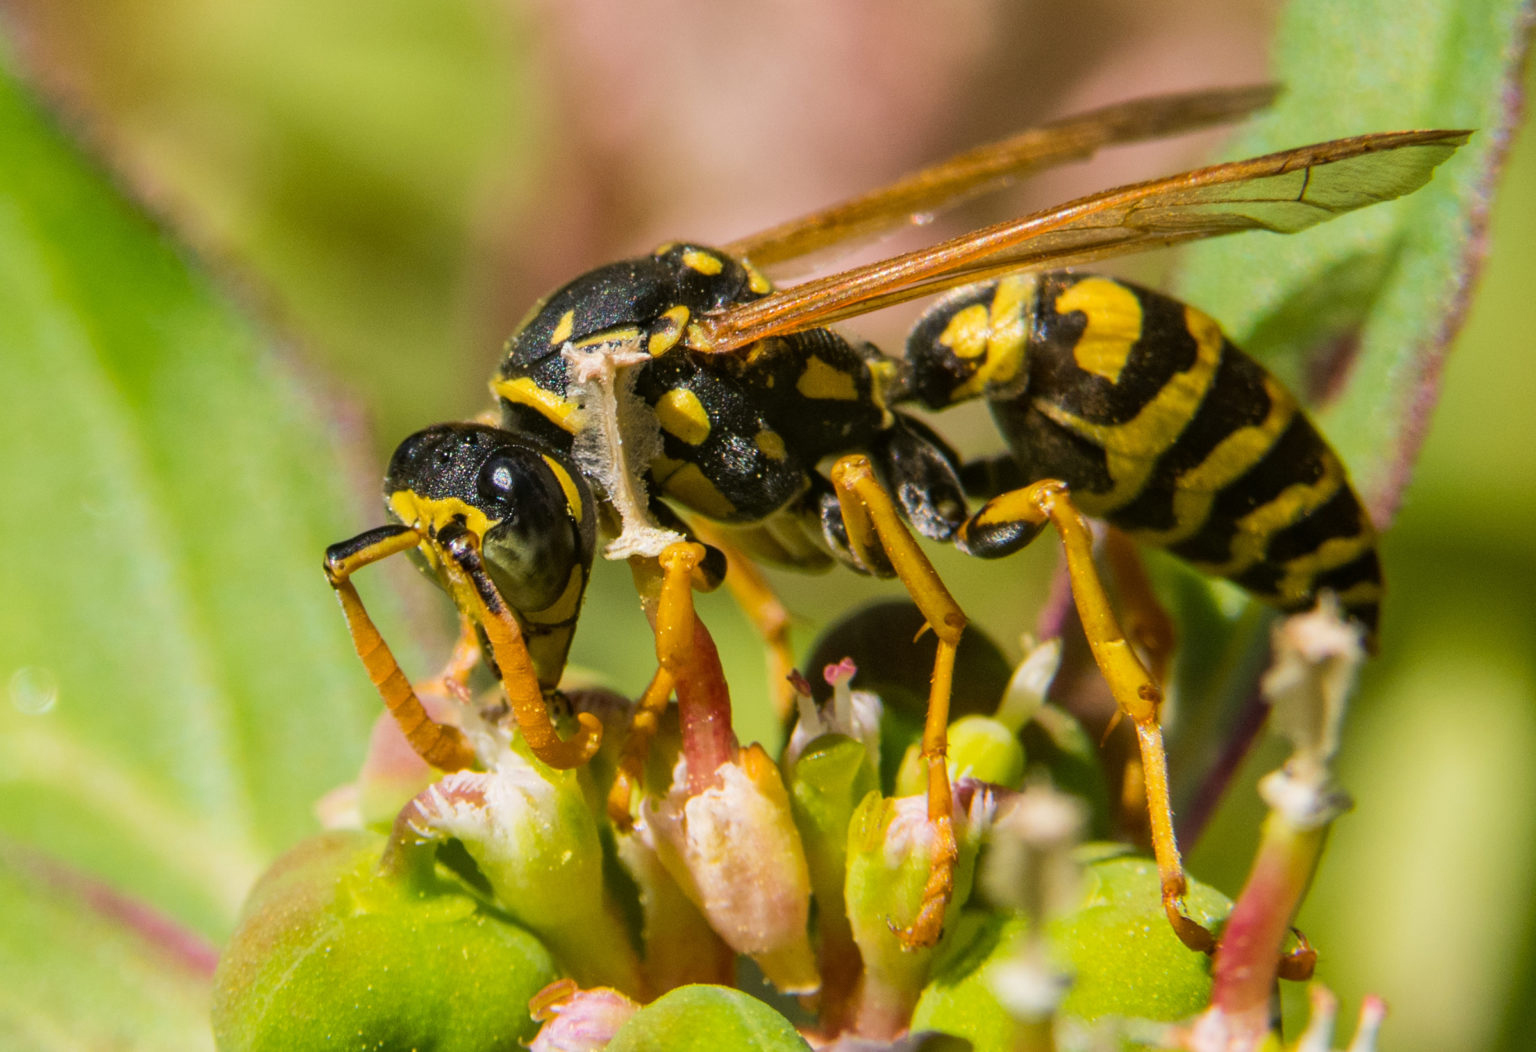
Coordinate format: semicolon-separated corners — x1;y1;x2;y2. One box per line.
1056;277;1141;384
1331;580;1383;607
1193;455;1347;579
1040;304;1225;515
541;454;584;524
1275;529;1377;607
491;376;580;433
1129;376;1297;546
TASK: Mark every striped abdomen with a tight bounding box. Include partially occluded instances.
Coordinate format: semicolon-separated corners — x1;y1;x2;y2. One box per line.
906;272;1381;637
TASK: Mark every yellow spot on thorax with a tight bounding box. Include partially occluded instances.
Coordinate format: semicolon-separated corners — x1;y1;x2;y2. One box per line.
755;429;787;460
1042;303;1225;515
648;305;692;356
549;309;575;345
1056;277;1142;384
682;249;723;275
796;356;859;401
742;259;773;294
657;388;712;445
491;376;580;433
653;455;737;519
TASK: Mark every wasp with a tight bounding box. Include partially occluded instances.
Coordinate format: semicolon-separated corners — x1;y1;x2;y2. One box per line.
324;83;1467;955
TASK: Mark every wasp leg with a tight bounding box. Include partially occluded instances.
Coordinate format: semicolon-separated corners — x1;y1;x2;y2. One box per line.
1102;528;1178;687
437;525;602;770
687;517;798;723
324;525;478;772
605;666;676;829
959;479;1216;954
831;454;965;950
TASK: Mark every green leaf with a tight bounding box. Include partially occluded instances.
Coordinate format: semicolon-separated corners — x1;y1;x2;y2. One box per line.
1175;0;1532;520
0;847;215;1051
0;47;384;947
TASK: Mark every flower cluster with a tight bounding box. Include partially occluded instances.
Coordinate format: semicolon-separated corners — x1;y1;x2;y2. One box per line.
212;600;1375;1051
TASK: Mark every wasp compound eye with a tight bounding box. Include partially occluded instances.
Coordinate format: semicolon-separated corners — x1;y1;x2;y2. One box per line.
480;452;588;616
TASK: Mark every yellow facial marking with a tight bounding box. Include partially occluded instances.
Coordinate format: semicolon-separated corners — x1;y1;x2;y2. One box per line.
549;309;575;345
795;356;859;401
1056;277;1143;384
654;241;677;256
388;491;493;576
491;376;580;433
656;388;712;445
654;455;737;519
755;429;787;461
1041;303;1225;515
1130;377;1298;546
541;454;584;524
682;249;724;276
648;305;692;356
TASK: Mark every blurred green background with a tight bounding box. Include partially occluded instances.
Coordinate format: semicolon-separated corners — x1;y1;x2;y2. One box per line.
1;1;1532;1048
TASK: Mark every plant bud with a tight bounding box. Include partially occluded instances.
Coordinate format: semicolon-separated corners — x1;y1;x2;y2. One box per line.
642;745;817;994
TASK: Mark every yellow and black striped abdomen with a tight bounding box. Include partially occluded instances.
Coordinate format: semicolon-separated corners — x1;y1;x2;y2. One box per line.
907;272;1381;636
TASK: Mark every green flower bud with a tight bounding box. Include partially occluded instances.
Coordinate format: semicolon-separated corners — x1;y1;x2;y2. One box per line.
843;789;991;1037
910;852;1232;1049
605;984;812;1051
408;754;641;993
211;830;557;1052
785;732;880;1025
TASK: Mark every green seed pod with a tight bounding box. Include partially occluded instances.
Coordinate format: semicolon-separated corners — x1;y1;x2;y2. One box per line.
211;829;558;1052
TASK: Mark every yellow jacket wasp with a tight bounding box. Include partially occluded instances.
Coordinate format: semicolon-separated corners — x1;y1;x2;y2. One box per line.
324;83;1466;955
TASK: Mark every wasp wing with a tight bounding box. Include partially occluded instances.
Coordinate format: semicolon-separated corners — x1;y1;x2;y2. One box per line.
694;129;1469;352
724;84;1280;270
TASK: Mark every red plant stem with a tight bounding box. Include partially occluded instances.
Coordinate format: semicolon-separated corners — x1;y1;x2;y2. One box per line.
1211;810;1329;1019
677;615;738;794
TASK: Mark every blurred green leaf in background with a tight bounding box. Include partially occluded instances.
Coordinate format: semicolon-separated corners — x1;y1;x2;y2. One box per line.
0;0;1532;1048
